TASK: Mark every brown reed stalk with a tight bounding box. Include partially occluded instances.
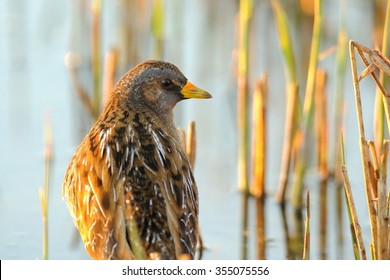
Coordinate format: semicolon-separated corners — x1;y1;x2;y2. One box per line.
251;74;268;197
102;48;118;108
186;121;197;169
255;197;266;259
377;140;389;259
237;0;253;194
319;179;327;259
341;164;367;260
314;69;328;179
349;40;390;259
302;191;310;260
276;83;299;202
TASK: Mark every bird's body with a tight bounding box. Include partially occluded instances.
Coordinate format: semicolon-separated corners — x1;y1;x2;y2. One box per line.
62;60;211;259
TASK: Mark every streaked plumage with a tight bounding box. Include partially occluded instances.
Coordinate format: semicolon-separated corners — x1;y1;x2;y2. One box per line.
62;60;211;259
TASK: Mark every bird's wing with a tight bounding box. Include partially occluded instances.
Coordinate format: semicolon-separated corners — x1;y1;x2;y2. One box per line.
63;114;199;259
62;125;135;260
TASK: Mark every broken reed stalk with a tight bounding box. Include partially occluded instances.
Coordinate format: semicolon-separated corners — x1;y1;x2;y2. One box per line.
39;115;53;260
271;0;300;203
151;0;165;59
339;135;366;260
302;191;310;260
91;0;102;118
237;0;253;194
314;69;328;179
350;40;390;259
102;48;118;108
251;74;268;197
186;121;197;169
350;41;379;259
341;165;367;260
292;0;323;208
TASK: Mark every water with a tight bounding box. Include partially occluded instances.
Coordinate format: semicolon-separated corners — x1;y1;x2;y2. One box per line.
0;0;380;259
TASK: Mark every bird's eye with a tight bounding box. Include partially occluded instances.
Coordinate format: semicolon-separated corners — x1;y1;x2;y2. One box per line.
161;79;173;88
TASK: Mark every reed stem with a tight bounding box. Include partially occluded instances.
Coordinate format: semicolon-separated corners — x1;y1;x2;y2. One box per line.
271;0;300;203
251;75;268;197
237;0;253;193
292;0;322;208
92;0;102;118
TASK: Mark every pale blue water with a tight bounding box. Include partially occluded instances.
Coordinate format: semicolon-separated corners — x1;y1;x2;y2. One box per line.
0;0;378;259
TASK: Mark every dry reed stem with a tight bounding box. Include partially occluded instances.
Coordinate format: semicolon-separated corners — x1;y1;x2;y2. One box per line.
368;141;380;179
314;69;328;179
302;191;310;260
251;75;268;197
341;164;367;259
377;140;389;259
255;197;266;259
319;180;327;259
276;83;299;203
102;48;117;108
351;41;390;133
350;41;380;258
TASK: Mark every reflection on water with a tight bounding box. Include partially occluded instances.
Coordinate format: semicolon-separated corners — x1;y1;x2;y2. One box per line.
0;0;379;259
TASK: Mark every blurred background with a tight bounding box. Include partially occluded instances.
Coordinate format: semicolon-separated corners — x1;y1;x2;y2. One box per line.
0;0;388;259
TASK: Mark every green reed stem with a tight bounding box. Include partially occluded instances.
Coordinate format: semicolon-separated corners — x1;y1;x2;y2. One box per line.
375;0;390;156
292;0;322;208
237;0;253;193
39;116;53;260
271;0;300;203
151;0;165;59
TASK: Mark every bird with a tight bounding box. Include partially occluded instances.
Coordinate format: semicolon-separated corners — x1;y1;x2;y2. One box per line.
62;60;212;260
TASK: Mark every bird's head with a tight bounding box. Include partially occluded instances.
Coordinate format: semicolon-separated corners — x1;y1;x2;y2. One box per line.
121;60;212;114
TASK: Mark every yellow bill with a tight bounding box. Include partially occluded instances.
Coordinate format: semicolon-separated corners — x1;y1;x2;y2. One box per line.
180;81;212;99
